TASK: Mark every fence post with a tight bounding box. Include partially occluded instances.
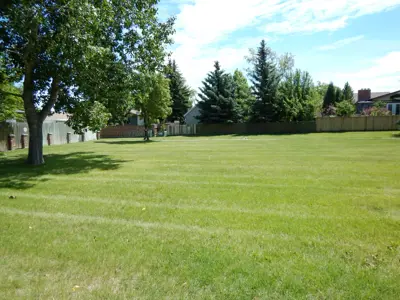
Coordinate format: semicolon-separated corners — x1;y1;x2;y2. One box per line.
7;134;15;151
21;134;28;149
67;132;72;143
47;133;52;146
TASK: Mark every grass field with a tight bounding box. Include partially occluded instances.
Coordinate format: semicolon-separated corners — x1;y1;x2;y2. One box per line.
1;132;399;299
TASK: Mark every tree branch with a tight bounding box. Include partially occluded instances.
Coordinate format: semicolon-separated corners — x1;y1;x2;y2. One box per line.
39;76;60;122
0;90;23;98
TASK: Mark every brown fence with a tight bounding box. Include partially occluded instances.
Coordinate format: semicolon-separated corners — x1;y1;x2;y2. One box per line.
316;116;400;132
196;122;316;135
167;124;196;136
100;125;145;138
99;116;400;139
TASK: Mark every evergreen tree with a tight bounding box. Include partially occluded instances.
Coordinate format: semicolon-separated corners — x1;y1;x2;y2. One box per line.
165;59;192;124
323;82;337;113
232;69;255;122
197;61;238;124
335;87;343;103
248;40;280;122
342;82;354;102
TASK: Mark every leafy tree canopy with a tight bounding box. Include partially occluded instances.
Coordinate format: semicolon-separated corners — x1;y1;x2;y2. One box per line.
1;0;174;164
135;72;172;140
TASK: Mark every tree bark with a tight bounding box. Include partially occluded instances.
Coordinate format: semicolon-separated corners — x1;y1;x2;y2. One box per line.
27;120;44;165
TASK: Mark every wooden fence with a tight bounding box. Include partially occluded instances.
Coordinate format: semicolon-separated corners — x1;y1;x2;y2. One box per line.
316;116;400;132
96;116;400;140
0;121;97;152
167;124;196;136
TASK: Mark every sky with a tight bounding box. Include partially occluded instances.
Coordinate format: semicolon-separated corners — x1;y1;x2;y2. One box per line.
158;0;400;94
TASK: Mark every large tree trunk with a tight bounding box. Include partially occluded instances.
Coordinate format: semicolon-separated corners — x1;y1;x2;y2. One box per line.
27;119;44;165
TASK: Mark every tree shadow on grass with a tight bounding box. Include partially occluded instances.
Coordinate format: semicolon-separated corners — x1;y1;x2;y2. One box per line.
0;152;125;190
95;139;159;145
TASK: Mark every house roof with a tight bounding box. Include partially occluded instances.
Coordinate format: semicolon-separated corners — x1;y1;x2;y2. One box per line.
353;92;390;103
184;104;199;117
370;90;400;101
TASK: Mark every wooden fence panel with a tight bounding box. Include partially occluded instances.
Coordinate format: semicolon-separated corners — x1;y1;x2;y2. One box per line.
316;116;400;132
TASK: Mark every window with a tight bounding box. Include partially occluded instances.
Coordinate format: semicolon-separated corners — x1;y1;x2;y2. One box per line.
387;103;400;115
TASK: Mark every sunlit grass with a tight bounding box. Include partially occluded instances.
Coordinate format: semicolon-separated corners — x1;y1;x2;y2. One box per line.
1;132;399;299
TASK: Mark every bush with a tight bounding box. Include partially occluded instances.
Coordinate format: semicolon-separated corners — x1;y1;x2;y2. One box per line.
362;107;391;116
336;101;355;117
323;105;336;117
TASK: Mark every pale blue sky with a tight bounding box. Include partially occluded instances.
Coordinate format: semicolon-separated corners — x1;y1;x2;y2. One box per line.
158;0;400;93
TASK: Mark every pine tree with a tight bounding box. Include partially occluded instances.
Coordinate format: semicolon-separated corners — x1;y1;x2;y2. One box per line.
323;82;336;113
335;87;343;103
165;60;192;124
232;69;255;122
197;61;238;124
342;82;354;102
249;40;280;122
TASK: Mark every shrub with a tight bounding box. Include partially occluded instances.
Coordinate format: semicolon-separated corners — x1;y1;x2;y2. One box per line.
336;101;355;117
323;105;336;116
362;107;391;116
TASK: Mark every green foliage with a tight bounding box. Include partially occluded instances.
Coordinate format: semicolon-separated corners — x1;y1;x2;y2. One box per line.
232;69;255;122
198;61;239;124
248;40;280;122
279;69;318;121
66;101;111;134
342;82;354;102
135;73;172;139
336;101;355;117
0;58;24;121
362;106;391;116
323;83;337;114
373;101;386;109
165;60;193;124
0;82;24;122
335;87;343;103
1;0;175;163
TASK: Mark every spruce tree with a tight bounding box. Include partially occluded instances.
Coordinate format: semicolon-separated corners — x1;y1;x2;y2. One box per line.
249;40;280;122
342;82;354;102
165;60;192;124
197;61;238;124
335;87;343;103
323;82;337;113
233;69;255;122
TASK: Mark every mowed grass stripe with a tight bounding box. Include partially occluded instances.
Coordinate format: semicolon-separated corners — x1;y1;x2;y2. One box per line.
2;191;396;221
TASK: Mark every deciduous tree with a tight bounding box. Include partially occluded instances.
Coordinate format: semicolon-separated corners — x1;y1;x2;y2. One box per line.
0;0;174;164
135;73;172;141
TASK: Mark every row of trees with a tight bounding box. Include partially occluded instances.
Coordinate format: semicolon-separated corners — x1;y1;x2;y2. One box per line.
196;40;357;123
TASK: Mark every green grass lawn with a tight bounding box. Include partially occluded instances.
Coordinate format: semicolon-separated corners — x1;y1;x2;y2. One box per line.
1;132;399;299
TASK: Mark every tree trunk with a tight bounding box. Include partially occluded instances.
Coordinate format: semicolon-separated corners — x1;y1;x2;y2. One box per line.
27;119;44;165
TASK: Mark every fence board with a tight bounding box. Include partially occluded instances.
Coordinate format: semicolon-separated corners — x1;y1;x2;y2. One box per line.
316;116;400;132
0;121;97;151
